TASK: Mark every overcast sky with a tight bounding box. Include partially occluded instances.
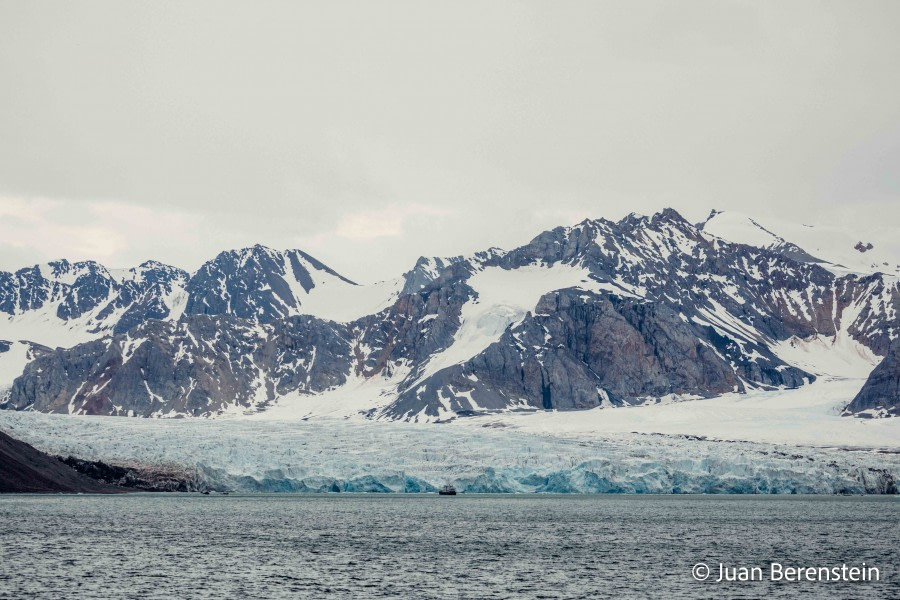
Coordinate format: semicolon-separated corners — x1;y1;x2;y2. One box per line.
1;1;898;282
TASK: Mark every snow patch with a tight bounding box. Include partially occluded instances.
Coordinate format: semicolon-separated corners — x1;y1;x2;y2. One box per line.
414;264;627;383
0;341;33;391
296;277;402;323
771;334;880;379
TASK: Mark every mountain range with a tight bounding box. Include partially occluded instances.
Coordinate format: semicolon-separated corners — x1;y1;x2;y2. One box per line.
1;209;897;420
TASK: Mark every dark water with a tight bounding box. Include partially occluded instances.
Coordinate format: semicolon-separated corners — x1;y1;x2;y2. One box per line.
0;495;897;599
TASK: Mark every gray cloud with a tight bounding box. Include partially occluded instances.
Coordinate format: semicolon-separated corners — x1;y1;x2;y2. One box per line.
1;1;898;280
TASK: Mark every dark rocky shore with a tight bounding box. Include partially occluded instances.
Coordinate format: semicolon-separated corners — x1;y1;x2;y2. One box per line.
0;429;120;493
1;429;208;494
58;455;211;492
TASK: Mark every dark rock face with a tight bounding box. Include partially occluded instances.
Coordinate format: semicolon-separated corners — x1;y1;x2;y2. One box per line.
349;281;472;377
834;274;900;357
845;341;900;417
0;264;55;315
52;261;117;321
107;262;190;334
0;429;120;493
401;256;467;295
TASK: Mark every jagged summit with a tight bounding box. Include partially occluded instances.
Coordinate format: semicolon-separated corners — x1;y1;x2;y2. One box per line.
185;245;360;323
652;206;691;224
206;244;357;284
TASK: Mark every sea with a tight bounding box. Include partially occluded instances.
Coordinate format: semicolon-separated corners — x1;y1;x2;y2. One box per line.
0;494;897;599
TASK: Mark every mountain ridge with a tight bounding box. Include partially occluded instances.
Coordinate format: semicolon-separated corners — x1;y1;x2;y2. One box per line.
1;208;897;420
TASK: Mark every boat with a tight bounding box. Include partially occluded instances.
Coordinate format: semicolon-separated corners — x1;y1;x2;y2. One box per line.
438;484;457;495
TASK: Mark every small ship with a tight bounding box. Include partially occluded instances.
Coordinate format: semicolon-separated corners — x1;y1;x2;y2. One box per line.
438;484;457;496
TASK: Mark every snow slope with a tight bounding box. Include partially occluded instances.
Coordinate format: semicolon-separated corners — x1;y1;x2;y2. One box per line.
771;333;880;379
0;342;34;392
271;248;401;322
0;304;108;349
700;211;783;249
260;362;898;449
259;369;409;421
456;377;899;450
295;277;402;323
701;210;900;276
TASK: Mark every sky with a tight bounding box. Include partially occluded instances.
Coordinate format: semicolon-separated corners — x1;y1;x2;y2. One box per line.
1;1;898;282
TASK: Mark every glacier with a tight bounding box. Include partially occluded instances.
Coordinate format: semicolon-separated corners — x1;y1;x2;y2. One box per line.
1;401;896;494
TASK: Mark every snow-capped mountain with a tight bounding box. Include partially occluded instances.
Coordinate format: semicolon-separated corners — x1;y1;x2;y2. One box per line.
1;209;897;419
382;209;897;419
0;259;189;348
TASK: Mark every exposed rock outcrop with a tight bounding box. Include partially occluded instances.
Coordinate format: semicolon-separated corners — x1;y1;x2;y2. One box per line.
58;456;211;492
